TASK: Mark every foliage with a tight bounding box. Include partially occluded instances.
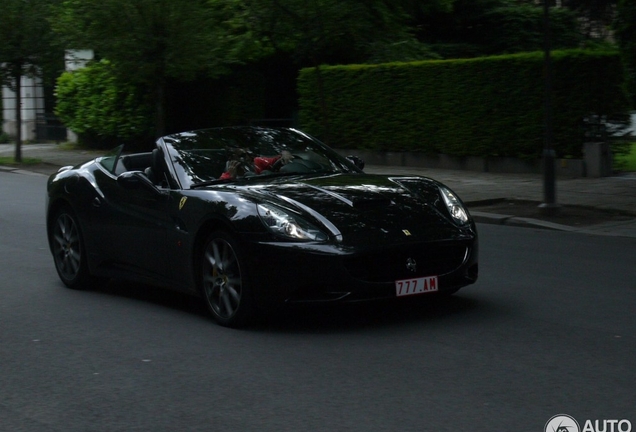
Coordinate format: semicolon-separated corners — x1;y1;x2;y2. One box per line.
364;41;442;64
0;0;61;89
0;0;63;161
52;0;261;137
6;0;629;147
479;4;582;54
55;60;153;147
298;49;630;159
419;0;583;58
243;0;442;66
613;141;636;171
614;0;636;108
0;132;11;144
0;156;40;166
563;0;618;39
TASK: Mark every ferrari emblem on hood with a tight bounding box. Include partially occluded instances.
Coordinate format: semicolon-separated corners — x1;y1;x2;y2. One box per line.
406;258;417;272
402;229;412;236
179;197;188;210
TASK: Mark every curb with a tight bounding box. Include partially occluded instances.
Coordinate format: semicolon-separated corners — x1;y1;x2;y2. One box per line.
470;210;636;237
470;211;577;231
0;165;49;176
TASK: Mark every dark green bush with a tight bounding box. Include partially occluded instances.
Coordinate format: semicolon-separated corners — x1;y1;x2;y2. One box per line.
0;131;11;144
298;49;630;159
55;59;153;148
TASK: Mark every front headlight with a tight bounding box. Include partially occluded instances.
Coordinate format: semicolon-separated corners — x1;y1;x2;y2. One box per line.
439;186;469;225
257;203;328;241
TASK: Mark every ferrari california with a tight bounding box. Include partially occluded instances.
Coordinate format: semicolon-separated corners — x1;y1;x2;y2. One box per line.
46;127;478;327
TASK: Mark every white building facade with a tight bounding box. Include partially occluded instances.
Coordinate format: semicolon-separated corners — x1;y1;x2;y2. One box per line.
1;50;93;142
2;75;46;141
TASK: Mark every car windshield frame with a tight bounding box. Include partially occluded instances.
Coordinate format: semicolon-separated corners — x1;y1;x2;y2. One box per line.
97;144;125;176
162;127;361;189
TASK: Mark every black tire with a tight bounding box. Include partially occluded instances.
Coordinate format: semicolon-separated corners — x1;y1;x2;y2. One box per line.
200;231;255;328
50;207;93;289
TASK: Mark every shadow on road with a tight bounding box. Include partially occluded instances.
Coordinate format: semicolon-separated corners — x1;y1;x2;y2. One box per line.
87;279;210;318
257;294;492;334
79;278;505;333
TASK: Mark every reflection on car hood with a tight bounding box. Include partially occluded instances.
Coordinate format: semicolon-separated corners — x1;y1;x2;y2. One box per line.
229;174;472;244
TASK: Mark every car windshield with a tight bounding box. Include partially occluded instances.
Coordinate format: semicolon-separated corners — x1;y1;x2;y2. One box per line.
162;127;361;188
97;144;125;175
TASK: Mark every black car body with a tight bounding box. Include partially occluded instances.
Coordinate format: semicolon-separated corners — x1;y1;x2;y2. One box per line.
46;127;478;327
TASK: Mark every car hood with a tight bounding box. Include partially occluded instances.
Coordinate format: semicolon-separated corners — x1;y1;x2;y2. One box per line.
227;173;473;245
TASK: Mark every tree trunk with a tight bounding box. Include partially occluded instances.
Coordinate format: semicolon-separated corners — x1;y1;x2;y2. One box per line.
13;71;22;163
313;62;330;146
155;79;166;138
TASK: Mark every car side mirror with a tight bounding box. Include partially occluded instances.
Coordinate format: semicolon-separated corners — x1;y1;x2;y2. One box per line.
346;155;365;170
117;171;159;191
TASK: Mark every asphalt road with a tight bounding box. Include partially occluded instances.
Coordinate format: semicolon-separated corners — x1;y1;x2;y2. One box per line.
1;171;635;432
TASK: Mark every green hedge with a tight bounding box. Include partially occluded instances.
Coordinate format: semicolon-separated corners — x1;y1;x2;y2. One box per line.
55;59;153;147
298;49;629;159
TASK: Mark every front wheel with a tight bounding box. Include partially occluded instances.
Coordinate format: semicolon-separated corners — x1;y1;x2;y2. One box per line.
50;207;93;289
200;231;255;328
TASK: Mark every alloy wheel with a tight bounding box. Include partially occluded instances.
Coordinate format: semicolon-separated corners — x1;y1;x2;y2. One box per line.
52;212;82;282
202;236;244;321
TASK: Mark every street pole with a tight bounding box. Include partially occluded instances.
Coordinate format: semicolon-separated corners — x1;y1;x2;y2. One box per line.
539;0;559;216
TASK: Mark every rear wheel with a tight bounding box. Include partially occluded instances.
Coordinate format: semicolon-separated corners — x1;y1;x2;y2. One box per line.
201;231;255;328
50;207;93;289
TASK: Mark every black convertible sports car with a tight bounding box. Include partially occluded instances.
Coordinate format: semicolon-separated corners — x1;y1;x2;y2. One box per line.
46;127;478;327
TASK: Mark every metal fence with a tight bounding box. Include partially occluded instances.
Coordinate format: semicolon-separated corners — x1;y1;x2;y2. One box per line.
35;113;67;142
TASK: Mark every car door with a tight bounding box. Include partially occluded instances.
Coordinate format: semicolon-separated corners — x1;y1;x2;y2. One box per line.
90;168;171;281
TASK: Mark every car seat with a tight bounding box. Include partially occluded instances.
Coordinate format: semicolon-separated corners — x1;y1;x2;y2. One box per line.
144;148;169;187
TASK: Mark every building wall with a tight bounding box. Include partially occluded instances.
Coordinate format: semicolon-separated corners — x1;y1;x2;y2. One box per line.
1;50;93;142
2;76;45;141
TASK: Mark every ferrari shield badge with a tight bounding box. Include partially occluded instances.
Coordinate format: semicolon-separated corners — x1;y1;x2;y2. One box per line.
406;257;417;272
179;197;188;210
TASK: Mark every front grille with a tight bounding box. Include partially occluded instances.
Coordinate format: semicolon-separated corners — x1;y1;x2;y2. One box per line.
344;242;469;283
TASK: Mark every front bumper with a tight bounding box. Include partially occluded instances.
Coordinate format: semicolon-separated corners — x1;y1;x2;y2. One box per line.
242;237;478;307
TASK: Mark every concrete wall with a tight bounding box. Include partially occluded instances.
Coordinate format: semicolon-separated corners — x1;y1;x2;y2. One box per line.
627;113;636;136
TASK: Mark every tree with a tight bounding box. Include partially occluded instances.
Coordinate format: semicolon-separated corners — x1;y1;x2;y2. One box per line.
0;0;62;162
243;0;441;66
563;0;617;40
53;0;259;139
479;3;582;54
367;0;456;55
243;0;447;140
614;0;636;108
419;0;581;58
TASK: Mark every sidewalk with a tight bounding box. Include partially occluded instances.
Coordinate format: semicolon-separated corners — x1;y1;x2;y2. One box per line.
365;164;636;238
2;143;636;238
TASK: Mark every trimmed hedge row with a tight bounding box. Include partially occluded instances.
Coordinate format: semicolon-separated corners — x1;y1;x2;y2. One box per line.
297;49;629;158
